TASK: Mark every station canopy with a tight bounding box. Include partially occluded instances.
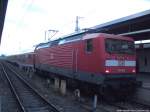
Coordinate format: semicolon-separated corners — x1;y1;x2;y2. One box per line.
91;9;150;41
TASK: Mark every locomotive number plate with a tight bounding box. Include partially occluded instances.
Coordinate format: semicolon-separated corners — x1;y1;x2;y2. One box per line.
118;60;125;66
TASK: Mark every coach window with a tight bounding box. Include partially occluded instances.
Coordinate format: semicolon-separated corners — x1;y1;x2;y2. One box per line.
86;39;93;52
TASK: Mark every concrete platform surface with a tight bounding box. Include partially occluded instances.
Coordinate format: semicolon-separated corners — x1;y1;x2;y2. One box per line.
137;73;150;88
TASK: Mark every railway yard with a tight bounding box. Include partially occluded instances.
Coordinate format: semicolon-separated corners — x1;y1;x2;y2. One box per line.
0;60;150;112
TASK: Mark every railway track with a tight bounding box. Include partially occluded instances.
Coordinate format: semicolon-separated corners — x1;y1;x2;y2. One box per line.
73;94;129;112
109;101;150;112
1;62;61;112
131;87;150;109
80;99;150;112
75;92;150;112
0;63;22;112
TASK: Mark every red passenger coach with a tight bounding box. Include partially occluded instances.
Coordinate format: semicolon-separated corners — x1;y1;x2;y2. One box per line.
7;52;35;69
34;32;138;93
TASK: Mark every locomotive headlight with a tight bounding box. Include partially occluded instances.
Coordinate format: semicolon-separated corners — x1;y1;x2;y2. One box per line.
132;69;136;73
105;69;110;73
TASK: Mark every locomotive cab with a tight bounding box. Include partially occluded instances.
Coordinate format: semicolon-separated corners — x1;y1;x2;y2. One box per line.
104;37;136;74
101;36;139;94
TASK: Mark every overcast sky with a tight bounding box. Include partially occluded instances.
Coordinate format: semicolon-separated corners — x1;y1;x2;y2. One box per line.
0;0;150;55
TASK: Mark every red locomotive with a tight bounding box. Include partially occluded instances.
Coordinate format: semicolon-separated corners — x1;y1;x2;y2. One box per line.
34;32;138;93
7;32;139;95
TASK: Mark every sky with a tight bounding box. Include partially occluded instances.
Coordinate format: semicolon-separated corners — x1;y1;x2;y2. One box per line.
0;0;150;55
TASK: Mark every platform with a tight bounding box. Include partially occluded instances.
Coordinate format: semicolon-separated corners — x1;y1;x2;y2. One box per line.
137;73;150;88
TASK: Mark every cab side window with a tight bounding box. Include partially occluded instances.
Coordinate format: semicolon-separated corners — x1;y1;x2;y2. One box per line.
86;39;93;52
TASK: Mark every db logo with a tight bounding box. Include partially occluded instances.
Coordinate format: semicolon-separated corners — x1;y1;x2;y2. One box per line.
118;60;125;66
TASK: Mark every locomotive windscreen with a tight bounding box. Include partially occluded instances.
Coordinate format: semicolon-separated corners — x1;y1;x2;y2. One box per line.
105;38;135;54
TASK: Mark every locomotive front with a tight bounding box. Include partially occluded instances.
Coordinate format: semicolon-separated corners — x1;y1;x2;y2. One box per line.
104;37;136;74
101;35;140;96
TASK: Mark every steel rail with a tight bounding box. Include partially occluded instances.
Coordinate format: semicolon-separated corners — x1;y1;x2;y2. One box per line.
0;63;26;112
3;62;61;112
130;100;150;109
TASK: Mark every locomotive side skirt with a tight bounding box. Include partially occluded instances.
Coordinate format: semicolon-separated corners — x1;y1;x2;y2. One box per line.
35;63;136;86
